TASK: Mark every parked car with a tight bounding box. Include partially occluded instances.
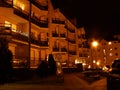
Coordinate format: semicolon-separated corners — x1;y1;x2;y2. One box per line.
107;59;120;90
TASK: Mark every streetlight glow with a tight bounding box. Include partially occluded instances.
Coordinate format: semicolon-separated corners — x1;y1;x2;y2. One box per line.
92;41;98;47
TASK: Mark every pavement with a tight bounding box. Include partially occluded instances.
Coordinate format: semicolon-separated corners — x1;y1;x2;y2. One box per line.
0;72;107;90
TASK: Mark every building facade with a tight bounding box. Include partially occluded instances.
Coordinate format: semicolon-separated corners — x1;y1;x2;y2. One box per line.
0;0;87;68
88;39;120;69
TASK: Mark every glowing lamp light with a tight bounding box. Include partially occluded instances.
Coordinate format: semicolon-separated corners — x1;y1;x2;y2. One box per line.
96;61;100;66
92;41;98;47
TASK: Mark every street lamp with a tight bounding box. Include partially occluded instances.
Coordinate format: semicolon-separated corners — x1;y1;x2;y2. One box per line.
91;41;99;68
92;41;98;48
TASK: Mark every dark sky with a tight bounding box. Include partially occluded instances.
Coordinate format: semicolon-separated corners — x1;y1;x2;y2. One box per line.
51;0;120;39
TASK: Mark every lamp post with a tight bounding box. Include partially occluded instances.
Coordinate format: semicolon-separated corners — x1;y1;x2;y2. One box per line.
91;41;98;68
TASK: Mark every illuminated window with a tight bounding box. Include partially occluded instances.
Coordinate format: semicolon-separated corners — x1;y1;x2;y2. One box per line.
109;53;113;56
14;0;25;10
110;48;112;51
5;21;17;32
12;24;17;32
5;21;11;27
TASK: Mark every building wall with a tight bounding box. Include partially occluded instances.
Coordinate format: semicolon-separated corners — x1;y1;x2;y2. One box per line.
0;0;86;68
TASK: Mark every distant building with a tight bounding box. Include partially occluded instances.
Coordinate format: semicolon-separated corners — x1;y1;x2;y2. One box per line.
0;0;87;68
88;38;120;68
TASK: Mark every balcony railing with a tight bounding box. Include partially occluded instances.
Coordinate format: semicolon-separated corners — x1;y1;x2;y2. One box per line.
0;23;12;37
30;0;48;11
12;32;28;42
31;15;48;28
78;43;90;48
52;18;65;24
61;47;67;52
60;33;66;38
53;47;59;52
52;32;59;37
14;7;29;20
14;7;48;28
64;25;75;33
1;0;13;7
68;51;76;55
12;31;48;46
79;53;88;57
31;38;48;46
67;38;76;44
78;34;85;39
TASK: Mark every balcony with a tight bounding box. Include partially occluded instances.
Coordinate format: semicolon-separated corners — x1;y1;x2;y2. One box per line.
78;34;85;39
52;18;65;24
61;47;67;52
14;7;29;20
31;38;48;46
53;47;59;52
78;43;89;48
12;32;28;42
12;31;49;46
79;53;88;57
64;25;75;33
60;33;66;38
52;32;59;37
14;7;48;28
68;51;76;55
1;0;13;7
67;38;76;44
30;0;48;11
0;24;12;36
39;41;48;46
31;15;48;28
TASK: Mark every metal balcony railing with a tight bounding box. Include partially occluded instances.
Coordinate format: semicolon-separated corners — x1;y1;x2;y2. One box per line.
0;23;12;37
68;51;76;55
12;32;28;42
67;38;76;44
60;33;66;38
14;7;29;20
1;0;13;7
53;47;59;52
64;25;75;33
52;18;65;24
52;32;59;37
14;7;48;28
61;47;67;52
31;15;48;28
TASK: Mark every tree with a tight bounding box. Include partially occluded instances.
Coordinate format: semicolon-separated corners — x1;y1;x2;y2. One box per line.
48;54;57;75
0;38;13;83
37;61;49;78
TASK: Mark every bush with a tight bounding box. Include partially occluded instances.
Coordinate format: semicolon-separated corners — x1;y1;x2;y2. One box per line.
48;54;57;75
37;61;49;78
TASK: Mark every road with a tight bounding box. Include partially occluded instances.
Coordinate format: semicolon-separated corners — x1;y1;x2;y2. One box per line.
0;73;107;90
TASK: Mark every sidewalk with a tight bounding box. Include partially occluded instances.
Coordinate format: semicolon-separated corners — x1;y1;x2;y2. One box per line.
14;75;62;84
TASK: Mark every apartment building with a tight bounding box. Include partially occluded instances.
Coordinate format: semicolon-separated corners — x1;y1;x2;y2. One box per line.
0;0;87;68
88;38;120;68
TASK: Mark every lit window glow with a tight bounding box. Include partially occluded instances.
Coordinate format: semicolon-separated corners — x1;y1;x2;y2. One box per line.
109;53;113;56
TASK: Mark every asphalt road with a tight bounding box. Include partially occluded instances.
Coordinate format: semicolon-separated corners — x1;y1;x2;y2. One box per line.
0;73;107;90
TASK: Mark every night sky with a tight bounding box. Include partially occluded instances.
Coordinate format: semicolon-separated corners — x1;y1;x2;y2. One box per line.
51;0;120;39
